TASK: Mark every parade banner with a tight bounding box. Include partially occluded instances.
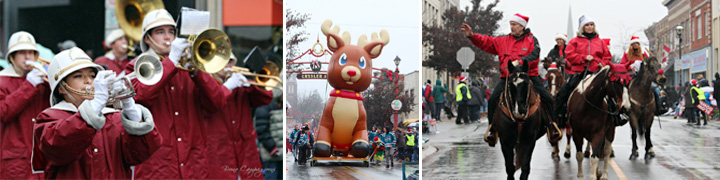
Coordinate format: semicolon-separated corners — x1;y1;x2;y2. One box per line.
696;101;713;115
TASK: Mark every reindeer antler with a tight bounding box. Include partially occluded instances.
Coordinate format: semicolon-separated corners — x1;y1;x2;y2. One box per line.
357;30;390;48
321;19;351;44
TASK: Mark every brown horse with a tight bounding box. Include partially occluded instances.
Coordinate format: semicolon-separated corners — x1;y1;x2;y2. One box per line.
567;65;630;179
627;56;666;160
488;62;554;180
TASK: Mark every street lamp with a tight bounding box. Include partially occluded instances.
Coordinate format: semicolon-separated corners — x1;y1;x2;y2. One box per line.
393;56;401;131
676;25;683;83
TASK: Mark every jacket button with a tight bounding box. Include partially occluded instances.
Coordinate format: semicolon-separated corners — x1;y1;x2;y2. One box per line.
93;148;98;153
171;86;175;90
232;121;236;124
177;138;182;142
31;118;35;122
180;163;184;167
175;112;179;116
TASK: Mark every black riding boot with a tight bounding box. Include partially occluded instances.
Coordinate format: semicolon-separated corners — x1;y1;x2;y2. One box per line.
484;80;504;147
607;97;628;126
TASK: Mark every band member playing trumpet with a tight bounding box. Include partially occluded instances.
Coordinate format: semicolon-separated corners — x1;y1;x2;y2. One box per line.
95;29;131;74
0;31;48;179
205;54;273;179
123;9;230;179
32;47;161;179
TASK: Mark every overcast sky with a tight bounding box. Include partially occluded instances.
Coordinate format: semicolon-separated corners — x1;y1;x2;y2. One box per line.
460;0;668;57
286;0;420;99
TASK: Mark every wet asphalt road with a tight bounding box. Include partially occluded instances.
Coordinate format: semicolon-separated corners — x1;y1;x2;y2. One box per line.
285;150;415;180
422;116;720;180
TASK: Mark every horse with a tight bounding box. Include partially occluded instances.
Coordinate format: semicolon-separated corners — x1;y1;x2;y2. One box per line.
567;65;630;179
627;56;666;160
488;61;553;180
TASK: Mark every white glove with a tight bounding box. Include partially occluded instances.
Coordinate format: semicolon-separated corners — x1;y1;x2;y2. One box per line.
90;70;114;115
511;60;520;66
169;38;191;66
26;68;44;87
223;72;250;91
121;98;141;122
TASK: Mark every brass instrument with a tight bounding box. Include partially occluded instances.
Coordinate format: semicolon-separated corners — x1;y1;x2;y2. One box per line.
107;54;163;103
226;61;283;90
176;28;233;73
26;58;51;82
115;0;165;56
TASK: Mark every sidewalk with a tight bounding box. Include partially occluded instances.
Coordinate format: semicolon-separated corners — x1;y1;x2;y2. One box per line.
422;115;488;160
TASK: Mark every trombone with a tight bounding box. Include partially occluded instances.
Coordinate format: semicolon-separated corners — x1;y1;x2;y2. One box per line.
225;61;283;90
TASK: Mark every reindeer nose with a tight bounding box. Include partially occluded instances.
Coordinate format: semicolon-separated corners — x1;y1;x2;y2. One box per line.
347;70;356;76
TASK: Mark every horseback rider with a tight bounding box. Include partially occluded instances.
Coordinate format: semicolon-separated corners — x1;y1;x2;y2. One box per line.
293;125;315;164
621;36;665;115
554;15;627;126
547;33;568;68
461;13;558;146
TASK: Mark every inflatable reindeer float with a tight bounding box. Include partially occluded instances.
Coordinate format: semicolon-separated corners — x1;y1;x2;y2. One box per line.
313;19;389;158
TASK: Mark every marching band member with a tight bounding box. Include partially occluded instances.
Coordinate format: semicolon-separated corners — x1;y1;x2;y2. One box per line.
123;9;230;179
95;29;131;74
205;54;273;179
0;31;48;179
32;47;161;179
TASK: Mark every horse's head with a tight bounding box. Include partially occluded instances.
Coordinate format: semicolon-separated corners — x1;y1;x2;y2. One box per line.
506;61;533;119
541;57;552;70
606;65;632;112
641;56;666;86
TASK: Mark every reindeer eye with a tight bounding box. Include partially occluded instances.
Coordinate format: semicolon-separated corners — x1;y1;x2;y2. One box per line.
339;54;348;65
359;57;366;69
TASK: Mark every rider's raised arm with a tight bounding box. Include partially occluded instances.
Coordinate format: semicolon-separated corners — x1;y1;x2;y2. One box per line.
468;33;499;55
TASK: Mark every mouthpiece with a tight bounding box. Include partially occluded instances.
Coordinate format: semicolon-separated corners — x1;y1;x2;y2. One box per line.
121;44;128;49
165;42;171;46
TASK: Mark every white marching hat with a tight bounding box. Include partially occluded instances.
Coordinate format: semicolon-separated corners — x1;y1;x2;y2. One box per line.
7;31;38;61
47;47;104;106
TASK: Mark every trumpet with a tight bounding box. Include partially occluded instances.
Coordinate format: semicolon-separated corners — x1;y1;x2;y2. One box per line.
26;58;51;82
107;54;163;103
225;61;283;90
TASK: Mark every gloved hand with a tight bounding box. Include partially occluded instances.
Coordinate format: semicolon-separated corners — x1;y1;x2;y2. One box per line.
26;68;45;87
223;72;250;91
121;97;141;122
169;38;191;66
90;70;115;115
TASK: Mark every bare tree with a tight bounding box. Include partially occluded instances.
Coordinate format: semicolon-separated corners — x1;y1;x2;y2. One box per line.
286;9;311;61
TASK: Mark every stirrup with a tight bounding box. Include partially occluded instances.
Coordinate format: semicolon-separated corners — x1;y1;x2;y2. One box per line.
546;122;563;142
483;124;497;146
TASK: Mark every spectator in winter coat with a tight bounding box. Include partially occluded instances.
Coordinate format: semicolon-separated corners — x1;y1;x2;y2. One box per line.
255;94;283;179
433;79;448;120
424;80;435;118
468;79;485;122
714;73;720;109
455;76;471;124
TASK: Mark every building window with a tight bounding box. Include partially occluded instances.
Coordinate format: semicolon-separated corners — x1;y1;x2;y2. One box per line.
697;16;701;40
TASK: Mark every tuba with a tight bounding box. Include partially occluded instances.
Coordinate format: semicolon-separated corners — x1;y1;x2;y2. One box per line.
115;0;165;56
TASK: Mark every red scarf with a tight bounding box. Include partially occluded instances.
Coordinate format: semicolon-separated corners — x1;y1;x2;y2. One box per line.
330;89;363;100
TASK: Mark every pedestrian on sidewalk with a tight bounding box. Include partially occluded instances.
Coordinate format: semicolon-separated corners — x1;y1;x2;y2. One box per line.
433;79;448;121
424;80;435;119
469;79;485;123
455;76;471;124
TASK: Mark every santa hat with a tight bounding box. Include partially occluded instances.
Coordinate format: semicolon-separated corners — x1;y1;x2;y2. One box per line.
555;33;567;42
602;38;611;47
691;79;698;86
658;69;664;74
630;36;641;45
578;15;595;30
459;76;467;82
548;62;558;70
509;13;529;27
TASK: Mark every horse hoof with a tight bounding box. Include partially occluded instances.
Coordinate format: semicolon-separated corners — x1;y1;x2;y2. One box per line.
645;152;656;159
552;154;560;161
629;152;639;160
610;151;615;158
564;152;571;159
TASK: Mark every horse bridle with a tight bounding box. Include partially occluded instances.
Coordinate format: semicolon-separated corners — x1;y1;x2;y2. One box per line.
503;72;533;122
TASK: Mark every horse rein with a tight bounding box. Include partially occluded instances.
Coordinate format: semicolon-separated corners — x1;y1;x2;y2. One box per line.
502;72;533;122
578;61;621;115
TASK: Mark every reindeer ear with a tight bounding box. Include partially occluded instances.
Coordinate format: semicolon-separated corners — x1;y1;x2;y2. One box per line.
364;42;384;58
326;33;345;52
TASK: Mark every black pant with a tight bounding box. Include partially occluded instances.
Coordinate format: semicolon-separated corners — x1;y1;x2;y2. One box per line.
457;104;469;124
298;145;311;163
469;105;480;121
487;76;555;125
687;107;698;123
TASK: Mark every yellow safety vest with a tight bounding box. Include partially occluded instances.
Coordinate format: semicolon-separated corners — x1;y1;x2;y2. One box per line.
405;134;415;146
691;86;705;103
455;83;471;102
